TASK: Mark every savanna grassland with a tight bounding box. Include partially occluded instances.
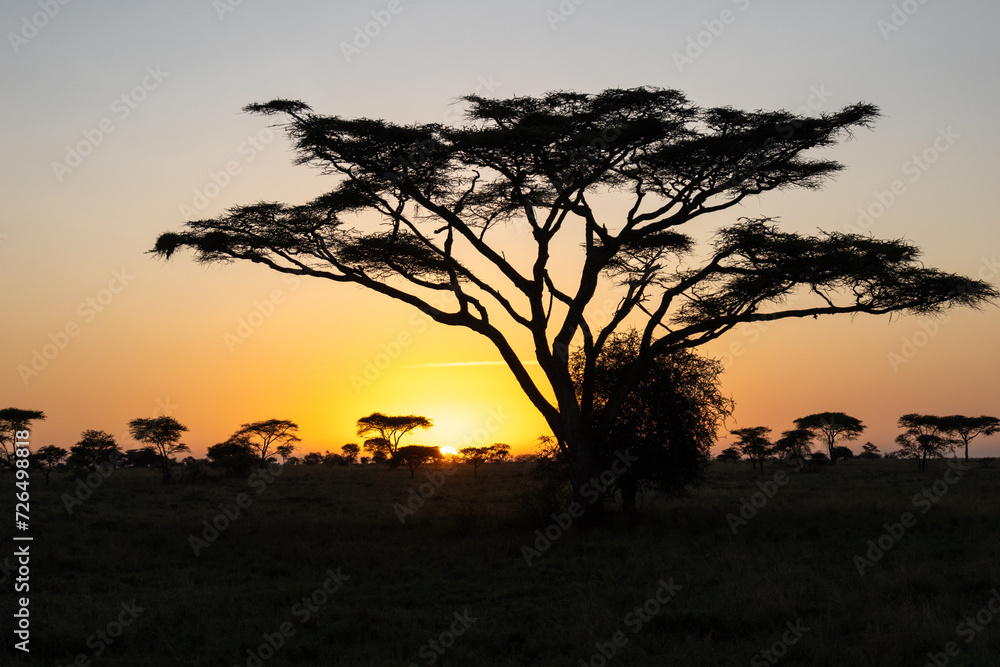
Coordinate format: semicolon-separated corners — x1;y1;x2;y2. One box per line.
2;458;999;666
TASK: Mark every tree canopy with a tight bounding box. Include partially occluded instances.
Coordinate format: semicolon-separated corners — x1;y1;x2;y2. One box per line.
153;86;997;519
356;413;432;458
794;412;865;463
0;408;45;464
230;419;300;462
128;416;189;483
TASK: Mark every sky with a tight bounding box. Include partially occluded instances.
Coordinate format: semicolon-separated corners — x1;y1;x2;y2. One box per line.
2;0;999;458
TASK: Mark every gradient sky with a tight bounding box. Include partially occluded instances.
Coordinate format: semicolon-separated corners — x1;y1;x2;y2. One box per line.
3;0;999;458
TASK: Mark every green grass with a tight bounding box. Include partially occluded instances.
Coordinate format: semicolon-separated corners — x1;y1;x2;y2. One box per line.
2;459;999;666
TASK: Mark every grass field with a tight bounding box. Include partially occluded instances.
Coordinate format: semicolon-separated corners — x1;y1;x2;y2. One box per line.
2;458;999;666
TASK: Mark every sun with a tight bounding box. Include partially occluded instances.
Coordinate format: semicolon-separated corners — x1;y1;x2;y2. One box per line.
439;446;459;456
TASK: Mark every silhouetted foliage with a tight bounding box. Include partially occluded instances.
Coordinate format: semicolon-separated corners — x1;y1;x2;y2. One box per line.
489;443;511;462
390;445;441;478
154;86;997;523
716;447;742;462
0;408;45;466
794;412;865;463
773;428;814;458
302;452;324;466
895;413;958;471
938;415;1000;460
341;443;360;464
356;414;432;459
858;442;882;459
207;437;257;477
229;419;300;462
831;445;855;460
128;416;189;483
69;430;121;470
124;447;161;468
730;427;772;472
32;445;67;485
459;446;493;476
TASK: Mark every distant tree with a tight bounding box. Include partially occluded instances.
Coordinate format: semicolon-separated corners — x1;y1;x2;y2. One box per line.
285;456;302;465
0;408;46;466
391;445;441;478
69;430;121;470
938;415;1000;460
513;453;538;464
363;438;391;463
772;428;814;459
832;445;855;460
858;442;882;459
128;416;190;483
275;443;296;462
459;446;493;476
794;412;865;463
32;445;67;485
206;437;257;477
124;447;161;468
356;413;433;459
489;443;511;463
341;443;360;464
359;456;371;465
302;452;324;465
716;447;742;462
324;451;349;466
895;413;957;471
730;427;772;472
230;419;301;462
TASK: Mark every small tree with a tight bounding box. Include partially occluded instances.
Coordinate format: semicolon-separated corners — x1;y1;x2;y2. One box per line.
939;415;1000;460
858;442;882;459
0;408;46;466
459;446;493;476
895;432;952;471
341;443;360;464
302;452;324;465
207;437;257;477
69;430;121;470
832;445;855;460
716;447;742;462
772;428;814;459
794;412;865;463
32;445;67;485
356;414;433;458
124;447;161;468
391;445;441;478
128;416;190;483
730;427;772;472
489;443;511;463
363;438;391;463
230;419;300;462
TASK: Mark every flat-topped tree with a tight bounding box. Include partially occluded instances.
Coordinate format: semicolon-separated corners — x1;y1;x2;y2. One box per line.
939;415;1000;460
794;412;865;463
153;87;997;520
0;408;46;465
356;413;432;458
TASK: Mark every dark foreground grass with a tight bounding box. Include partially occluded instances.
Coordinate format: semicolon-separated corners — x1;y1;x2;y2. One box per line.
2;458;999;666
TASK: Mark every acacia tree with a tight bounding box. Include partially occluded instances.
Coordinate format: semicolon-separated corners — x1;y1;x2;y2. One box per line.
0;408;46;466
128;416;190;483
391;445;441;478
69;430;120;470
459;445;493;475
730;427;772;472
939;415;1000;460
341;443;360;464
230;419;300;462
32;445;67;485
773;428;814;459
153;87;996;519
356;414;432;458
794;412;865;463
895;413;958;471
489;443;511;462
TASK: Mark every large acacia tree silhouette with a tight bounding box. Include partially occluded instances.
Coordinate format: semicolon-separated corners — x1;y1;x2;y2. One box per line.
154;87;996;521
